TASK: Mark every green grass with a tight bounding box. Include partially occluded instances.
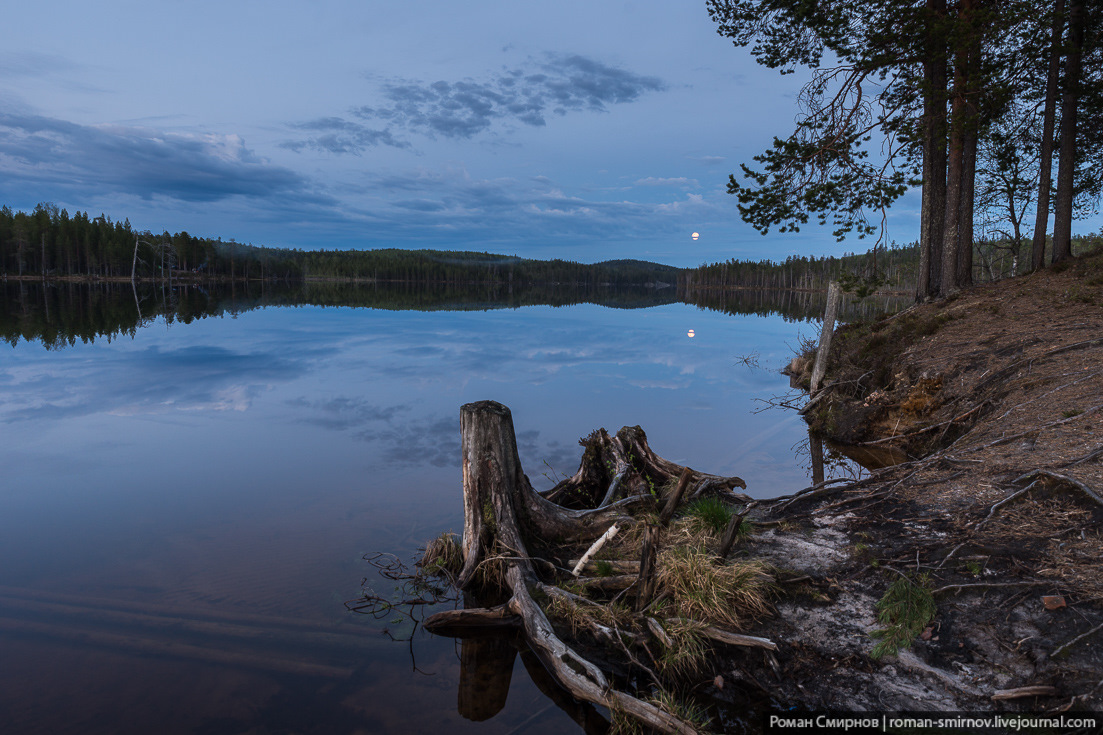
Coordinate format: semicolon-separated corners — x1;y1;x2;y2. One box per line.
870;573;936;660
683;496;734;535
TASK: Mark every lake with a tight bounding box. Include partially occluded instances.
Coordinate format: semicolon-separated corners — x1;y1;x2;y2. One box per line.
0;281;900;734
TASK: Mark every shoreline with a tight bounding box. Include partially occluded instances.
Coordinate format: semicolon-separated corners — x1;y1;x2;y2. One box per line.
740;249;1103;712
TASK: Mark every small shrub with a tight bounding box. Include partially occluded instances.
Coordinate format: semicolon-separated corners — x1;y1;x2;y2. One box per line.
1062;408;1084;419
870;573;936;660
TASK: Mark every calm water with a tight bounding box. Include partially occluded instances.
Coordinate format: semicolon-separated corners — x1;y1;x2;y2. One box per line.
0;282;886;734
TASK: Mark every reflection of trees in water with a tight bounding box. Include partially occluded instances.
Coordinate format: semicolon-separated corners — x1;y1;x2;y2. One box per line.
793;427;869;486
684;287;912;324
1;280;911;349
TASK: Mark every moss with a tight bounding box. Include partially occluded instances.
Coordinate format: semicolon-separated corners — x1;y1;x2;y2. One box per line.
481;499;497;534
594;559;615;577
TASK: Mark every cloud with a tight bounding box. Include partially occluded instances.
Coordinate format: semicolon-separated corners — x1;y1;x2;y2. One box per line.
287;54;665;154
689;155;727;166
287;396;410;431
329;166;728;249
0;112;321;203
281;117;409;154
0;51;81;79
1;344;319;423
634;177;699;187
357;413;459;468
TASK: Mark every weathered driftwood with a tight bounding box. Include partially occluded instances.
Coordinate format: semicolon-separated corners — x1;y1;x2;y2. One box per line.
635;524;662;613
717;503;755;560
809;280;841;395
543;424;748;510
426;401;701;735
990;685;1057;701
568;559;640;574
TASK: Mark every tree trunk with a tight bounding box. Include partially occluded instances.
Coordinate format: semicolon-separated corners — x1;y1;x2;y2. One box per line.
941;91;965;295
919;11;948;300
1031;0;1066;271
1052;0;1084;264
941;0;976;296
957;49;979;290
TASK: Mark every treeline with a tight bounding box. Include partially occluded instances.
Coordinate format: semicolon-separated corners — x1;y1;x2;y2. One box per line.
0;203;298;281
0;204;681;287
687;233;1103;293
687;241;920;293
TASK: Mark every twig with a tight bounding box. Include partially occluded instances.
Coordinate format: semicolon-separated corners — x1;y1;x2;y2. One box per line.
934;581;1050;596
774;477;870;511
972;337;1103;396
937;543;969;569
598;463;629;508
1052;621;1103;659
997;371;1103;420
974;481;1040;532
940;455;985;466
1060;444;1103;469
859;401;990;446
659;468;693;526
1052;677;1103;712
646;617;674;648
717;503;755;559
960;403;1103;453
609;619;663;688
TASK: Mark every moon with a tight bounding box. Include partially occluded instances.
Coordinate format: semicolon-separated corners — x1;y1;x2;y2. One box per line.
687;329;695;338
691;232;700;240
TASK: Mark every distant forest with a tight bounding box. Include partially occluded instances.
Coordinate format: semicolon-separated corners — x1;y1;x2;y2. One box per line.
0;204;681;287
3;203;1099;295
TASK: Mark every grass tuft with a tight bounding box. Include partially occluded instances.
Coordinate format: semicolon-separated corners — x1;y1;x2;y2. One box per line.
683;496;734;536
647;689;714;733
420;532;463;578
545;592;634;637
654;617;710;677
655;545;773;629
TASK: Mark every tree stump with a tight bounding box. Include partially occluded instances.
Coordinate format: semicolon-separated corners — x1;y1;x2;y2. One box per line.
428;400;705;734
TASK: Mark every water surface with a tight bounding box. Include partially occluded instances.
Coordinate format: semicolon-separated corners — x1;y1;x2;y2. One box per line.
0;282;882;734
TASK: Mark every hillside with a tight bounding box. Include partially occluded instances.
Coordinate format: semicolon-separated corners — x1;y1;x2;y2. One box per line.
759;248;1103;711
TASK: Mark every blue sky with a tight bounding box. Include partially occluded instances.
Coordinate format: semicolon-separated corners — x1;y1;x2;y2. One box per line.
2;1;930;266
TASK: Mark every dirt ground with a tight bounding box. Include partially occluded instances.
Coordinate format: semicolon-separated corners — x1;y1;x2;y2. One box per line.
736;249;1103;713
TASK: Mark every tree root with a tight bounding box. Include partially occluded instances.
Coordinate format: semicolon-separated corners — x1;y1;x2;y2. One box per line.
1014;469;1103;507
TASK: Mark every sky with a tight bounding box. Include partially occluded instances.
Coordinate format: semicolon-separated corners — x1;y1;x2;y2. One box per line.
1;1;930;267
